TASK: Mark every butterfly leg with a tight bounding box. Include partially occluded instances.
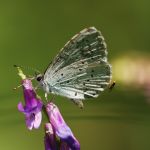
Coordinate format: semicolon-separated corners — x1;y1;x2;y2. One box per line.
13;84;23;90
50;95;56;110
34;85;40;91
45;93;48;101
71;99;84;109
50;95;55;102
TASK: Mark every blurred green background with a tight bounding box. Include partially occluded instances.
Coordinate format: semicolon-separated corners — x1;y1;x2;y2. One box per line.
1;0;150;150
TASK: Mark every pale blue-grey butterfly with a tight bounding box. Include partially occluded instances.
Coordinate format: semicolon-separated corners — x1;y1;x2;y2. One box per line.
36;27;112;108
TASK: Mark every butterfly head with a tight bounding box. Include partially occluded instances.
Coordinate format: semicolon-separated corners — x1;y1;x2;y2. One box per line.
35;73;50;93
35;73;43;82
35;73;46;88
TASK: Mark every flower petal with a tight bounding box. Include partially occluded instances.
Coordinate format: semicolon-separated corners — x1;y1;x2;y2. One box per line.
17;102;25;112
18;78;43;130
44;123;57;150
60;142;70;150
22;79;33;90
25;113;34;130
35;100;43;113
46;102;80;150
33;111;42;129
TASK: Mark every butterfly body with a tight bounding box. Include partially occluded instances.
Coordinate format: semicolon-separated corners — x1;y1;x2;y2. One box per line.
37;27;112;104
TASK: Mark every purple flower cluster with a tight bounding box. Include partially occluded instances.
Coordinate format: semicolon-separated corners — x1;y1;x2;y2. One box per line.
16;67;80;150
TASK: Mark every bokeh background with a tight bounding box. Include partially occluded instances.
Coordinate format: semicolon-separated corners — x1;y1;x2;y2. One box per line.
0;0;150;150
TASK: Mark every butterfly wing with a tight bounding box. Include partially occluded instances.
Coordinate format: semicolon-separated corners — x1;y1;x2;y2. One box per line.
44;27;112;100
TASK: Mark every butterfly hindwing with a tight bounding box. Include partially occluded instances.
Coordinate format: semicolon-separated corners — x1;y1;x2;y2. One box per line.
44;27;112;100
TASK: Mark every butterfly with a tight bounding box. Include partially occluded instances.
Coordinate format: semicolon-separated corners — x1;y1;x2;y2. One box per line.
36;27;112;108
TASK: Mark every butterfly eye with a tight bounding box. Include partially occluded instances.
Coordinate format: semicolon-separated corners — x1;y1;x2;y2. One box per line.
36;76;42;81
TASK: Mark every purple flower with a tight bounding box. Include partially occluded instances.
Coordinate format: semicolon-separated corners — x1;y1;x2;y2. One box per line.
18;79;43;130
45;102;80;150
44;123;57;150
60;142;70;150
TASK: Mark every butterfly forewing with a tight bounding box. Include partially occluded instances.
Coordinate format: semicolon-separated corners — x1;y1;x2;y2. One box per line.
44;27;112;100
